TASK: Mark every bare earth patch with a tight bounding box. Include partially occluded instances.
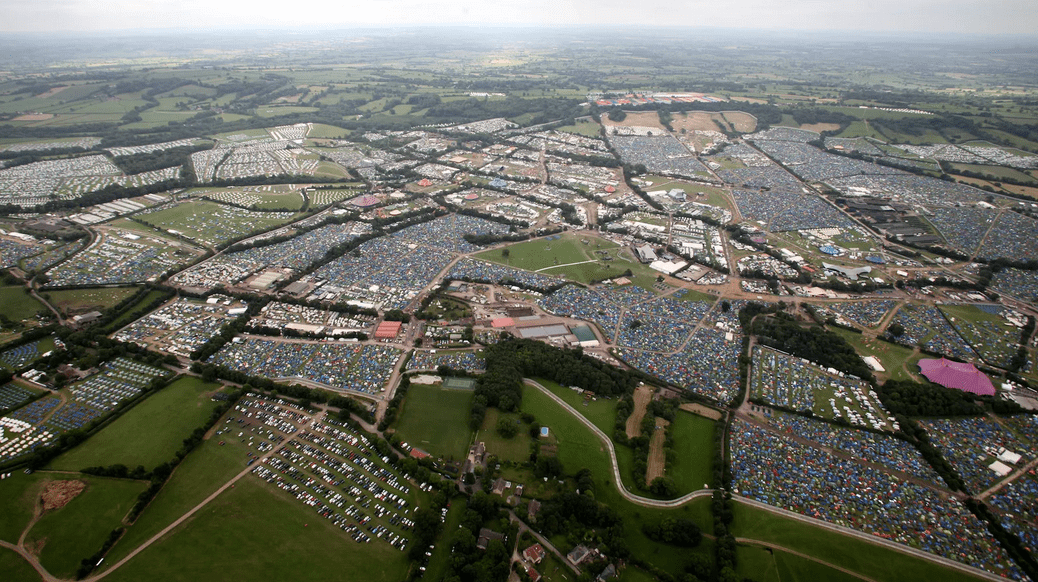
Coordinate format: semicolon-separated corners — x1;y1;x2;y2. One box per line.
799;123;840;133
626;384;653;438
602;111;666;131
679;402;723;420
645;417;670;485
672;112;727;133
41;480;87;511
722;111;758;133
12;113;54;121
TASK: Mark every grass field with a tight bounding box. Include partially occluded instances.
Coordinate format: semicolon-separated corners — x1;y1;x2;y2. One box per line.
394;384;474;460
101;290;170;333
476;233;618;273
831;328;922;382
555;118;602;138
519;384;714;577
0;286;47;321
100;434;253;568
0;472;49;543
51;377;223;472
42;286;138;317
668;410;715;494
475;408;531;463
730;501;990;582
421;497;464;582
535;378;617;436
103;476;410;582
24;476;147;579
0;547;41;582
137;201;303;247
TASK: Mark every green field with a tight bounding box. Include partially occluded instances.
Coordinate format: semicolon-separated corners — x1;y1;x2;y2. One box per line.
535;378;617;435
0;547;41;582
102;290;170;333
23;475;147;579
103;476;410;582
100;433;254;568
475;408;531;463
831;328;923;382
555;119;602;138
42;286;138;317
51;377;223;471
421;497;464;581
0;473;49;543
0;286;48;321
668;410;715;493
476;233;618;273
394;384;475;460
136;200;303;247
730;501;990;582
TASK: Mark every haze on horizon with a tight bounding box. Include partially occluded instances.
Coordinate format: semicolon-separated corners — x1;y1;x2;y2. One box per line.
1;0;1037;37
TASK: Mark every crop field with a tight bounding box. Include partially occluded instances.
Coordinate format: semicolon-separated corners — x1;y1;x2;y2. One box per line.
50;377;223;471
42;286;138;316
393;383;474;460
103;477;410;582
22;476;147;579
671;111;729;133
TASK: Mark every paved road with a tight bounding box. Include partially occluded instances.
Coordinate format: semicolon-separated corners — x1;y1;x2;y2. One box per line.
527;378;1007;582
524;379;713;508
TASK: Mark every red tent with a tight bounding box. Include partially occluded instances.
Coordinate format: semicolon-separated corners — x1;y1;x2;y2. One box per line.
918;358;995;396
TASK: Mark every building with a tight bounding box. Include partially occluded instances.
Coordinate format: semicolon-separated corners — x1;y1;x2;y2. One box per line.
634;244;657;263
374;320;403;339
523;543;546;564
476;528;505;551
822;262;872;281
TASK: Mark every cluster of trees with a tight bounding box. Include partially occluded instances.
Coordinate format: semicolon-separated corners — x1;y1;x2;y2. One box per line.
876;379;1021;416
964;498;1038;580
750;311;875;381
642;517;702;547
441;492;515;582
535;490;628;560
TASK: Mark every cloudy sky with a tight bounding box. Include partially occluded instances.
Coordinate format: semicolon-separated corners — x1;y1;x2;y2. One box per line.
1;0;1036;35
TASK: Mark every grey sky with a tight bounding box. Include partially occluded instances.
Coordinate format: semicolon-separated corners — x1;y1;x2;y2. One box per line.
1;0;1036;35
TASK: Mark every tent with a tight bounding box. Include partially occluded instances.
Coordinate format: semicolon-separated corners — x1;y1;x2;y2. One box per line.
918;358;995;396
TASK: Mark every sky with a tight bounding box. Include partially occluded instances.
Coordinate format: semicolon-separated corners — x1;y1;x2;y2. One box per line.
1;0;1037;35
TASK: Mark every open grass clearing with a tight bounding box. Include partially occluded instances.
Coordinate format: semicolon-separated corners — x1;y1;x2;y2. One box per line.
668;410;715;494
99;434;254;568
24;475;147;579
0;472;50;543
0;547;41;582
51;377;223;472
555;118;602;138
831;328;922;383
475;407;531;464
645;417;669;485
476;232;617;273
730;501;989;582
42;286;138;317
103;476;410;582
0;286;47;321
394;383;474;461
602;111;667;131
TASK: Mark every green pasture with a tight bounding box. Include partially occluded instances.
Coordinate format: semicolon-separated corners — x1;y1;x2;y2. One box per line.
24;476;147;579
668;410;715;493
42;286;138;316
0;286;47;321
393;383;474;460
51;377;223;471
103;477;410;582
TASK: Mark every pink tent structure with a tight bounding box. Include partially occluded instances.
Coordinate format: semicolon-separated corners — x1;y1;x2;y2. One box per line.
918;358;995;396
